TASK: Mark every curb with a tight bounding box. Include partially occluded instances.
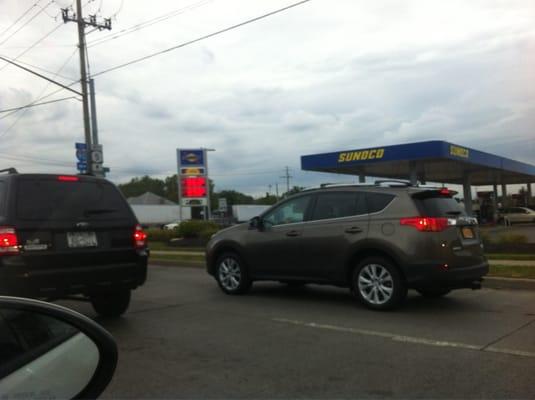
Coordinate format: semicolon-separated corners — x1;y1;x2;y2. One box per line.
484;276;535;291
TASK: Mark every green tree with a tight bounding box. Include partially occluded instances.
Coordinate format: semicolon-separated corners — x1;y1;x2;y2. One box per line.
118;176;166;199
255;193;278;205
283;186;306;197
163;175;178;203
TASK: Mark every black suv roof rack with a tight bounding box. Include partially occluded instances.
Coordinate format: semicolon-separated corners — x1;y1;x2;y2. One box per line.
0;168;18;174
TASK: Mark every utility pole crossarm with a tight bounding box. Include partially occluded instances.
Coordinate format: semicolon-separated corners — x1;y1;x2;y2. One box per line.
61;8;112;30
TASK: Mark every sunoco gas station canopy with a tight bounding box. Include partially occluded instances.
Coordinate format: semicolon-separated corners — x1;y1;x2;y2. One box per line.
301;140;535;186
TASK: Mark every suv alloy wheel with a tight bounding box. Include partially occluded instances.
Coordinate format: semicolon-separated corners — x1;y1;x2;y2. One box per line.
215;252;252;294
352;257;407;310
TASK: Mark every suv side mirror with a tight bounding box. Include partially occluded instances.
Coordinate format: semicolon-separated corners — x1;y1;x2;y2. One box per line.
249;216;263;230
0;296;117;399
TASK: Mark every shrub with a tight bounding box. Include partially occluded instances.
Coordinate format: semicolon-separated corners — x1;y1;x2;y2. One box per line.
145;228;178;243
178;220;220;239
496;233;528;245
199;226;220;241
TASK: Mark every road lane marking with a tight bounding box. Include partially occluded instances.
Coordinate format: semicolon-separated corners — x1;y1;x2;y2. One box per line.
273;318;535;358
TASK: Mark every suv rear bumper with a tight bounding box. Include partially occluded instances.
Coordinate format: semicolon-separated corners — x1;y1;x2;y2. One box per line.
404;261;489;290
0;259;148;298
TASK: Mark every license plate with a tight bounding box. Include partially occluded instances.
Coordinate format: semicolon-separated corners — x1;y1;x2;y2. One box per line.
67;232;98;248
461;227;475;239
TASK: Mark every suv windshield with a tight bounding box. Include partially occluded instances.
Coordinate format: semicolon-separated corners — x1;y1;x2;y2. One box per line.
16;179;131;221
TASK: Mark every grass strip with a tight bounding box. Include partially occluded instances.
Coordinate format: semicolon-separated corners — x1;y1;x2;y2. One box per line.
489;265;535;279
485;253;535;261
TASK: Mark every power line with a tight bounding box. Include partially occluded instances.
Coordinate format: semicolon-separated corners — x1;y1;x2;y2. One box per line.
280;166;293;192
0;0;54;47
0;151;74;167
0;48;79;140
0;96;79;114
0;54;75;80
0;23;64;72
87;0;212;48
0;77;80;122
0;1;43;40
92;0;312;77
0;54;82;95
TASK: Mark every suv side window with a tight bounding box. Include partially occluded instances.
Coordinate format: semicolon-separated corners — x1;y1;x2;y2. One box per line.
367;192;395;213
263;195;311;226
311;192;367;221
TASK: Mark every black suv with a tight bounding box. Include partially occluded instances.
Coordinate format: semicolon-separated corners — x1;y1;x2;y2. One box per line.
0;170;148;317
206;183;488;310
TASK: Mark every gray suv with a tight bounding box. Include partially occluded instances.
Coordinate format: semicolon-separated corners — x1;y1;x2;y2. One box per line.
206;183;488;310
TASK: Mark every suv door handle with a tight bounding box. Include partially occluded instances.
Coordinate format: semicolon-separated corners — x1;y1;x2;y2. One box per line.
345;227;362;234
286;230;300;237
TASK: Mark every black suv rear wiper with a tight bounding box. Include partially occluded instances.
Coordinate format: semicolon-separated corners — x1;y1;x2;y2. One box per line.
84;208;117;216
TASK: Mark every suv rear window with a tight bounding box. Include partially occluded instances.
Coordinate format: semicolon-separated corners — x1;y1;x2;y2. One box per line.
414;196;466;217
16;179;131;221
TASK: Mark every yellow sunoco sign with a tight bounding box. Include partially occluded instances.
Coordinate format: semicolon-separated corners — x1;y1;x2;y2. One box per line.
338;148;385;163
450;145;469;158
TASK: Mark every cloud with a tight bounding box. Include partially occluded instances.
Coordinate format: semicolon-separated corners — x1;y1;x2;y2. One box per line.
0;0;534;196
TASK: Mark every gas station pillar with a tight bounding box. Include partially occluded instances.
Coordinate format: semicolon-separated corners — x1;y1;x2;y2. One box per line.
463;173;473;216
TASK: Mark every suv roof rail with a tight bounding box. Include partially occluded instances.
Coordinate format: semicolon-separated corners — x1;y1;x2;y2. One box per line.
319;182;363;188
374;179;412;187
0;168;18;174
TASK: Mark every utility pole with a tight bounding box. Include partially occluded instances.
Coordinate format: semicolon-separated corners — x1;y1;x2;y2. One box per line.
275;183;279;199
280;166;292;194
62;3;111;175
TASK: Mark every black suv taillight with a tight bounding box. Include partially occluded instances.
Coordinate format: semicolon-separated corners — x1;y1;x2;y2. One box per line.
0;227;20;255
133;224;147;249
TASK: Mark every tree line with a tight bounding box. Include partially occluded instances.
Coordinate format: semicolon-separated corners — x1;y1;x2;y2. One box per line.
117;175;304;209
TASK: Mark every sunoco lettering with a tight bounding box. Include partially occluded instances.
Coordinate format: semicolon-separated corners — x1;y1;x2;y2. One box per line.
450;145;469;158
338;148;385;163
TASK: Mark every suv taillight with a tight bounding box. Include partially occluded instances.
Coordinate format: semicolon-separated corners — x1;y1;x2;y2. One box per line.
400;217;448;232
133;224;147;248
0;227;20;255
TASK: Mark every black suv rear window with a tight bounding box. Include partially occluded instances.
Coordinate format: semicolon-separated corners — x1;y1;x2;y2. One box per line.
415;196;466;217
16;179;131;221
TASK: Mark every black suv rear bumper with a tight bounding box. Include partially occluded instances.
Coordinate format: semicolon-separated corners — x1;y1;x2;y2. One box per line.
404;261;489;290
0;258;148;298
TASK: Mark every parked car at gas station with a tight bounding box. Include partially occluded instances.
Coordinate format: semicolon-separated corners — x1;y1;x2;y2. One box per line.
498;207;535;225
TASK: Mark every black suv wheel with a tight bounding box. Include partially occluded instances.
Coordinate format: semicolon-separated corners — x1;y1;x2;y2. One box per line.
215;252;252;295
90;289;131;317
352;257;407;310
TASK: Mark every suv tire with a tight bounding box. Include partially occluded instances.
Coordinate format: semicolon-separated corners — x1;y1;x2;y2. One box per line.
352;257;407;310
90;289;131;317
215;252;252;295
416;288;451;298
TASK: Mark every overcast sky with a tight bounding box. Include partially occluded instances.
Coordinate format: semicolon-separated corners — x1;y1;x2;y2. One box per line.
0;0;534;196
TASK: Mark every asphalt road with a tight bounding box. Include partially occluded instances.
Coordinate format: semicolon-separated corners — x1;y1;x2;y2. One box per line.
63;265;535;399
